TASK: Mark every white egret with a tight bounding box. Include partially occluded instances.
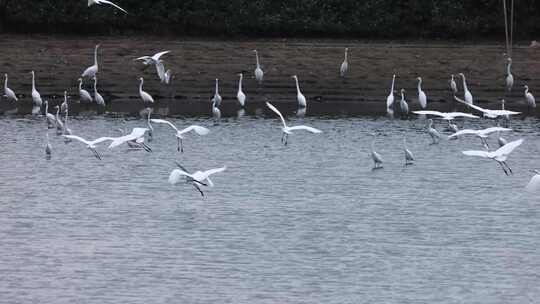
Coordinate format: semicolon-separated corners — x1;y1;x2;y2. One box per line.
449;74;458;94
458;73;473;105
138;77;154;105
108;127;150;149
449;127;512;150
525;170;540;192
150;119;210;152
93;77;105;107
146;110;153;142
212;100;221;120
417;77;427;109
266;102;322;145
212;78;222;107
81;44;100;79
237;73;246;107
54;106;64;135
79;78;93;103
370;134;383;169
88;0;128;13
117;128;147;150
386;74;396;109
3;74;17;102
30;71;43;114
412;110;479;120
427;119;442;144
399;89;408;114
524;85;536;109
43;101;56;129
60;91;68;113
403;137;414;165
253;50;264;85
462;139;524;175
505;58;514;92
62;92;73;141
292;75;307;108
340;48;348;77
156;62;171;84
63;135;115;160
134;50;170;66
498;134;508;147
45;133;52;158
169;162;227;197
454;96;521;119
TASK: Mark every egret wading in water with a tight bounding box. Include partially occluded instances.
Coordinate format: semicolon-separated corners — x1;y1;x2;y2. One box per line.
292;75;307;108
79;78;93;103
54;106;64;136
340;48;349;78
505;58;514;92
526;170;540;192
399;89;409;115
426;119;442;144
524;85;536;109
93;77;105;107
3;74;17;102
138;77;154;106
30;71;43;115
449;74;458;95
169;162;227;197
266;102;322;145
403;137;415;165
458;73;473;105
88;0;128;13
45;133;52;159
212;78;222;108
370;133;383;169
63;92;73;141
237;73;246;108
63;135;115;160
417;77;427;109
386;74;396;109
462;139;524;176
150;119;210;153
253;50;264;85
43;101;56;129
82;44;100;79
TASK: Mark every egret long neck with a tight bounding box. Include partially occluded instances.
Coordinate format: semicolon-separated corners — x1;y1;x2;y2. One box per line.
215;80;219;94
255;52;260;68
417;78;422;91
344;49;348;62
462;76;469;92
507;60;512;75
94;80;98;93
238;75;243;91
94;46;98;67
31;73;36;91
139;79;143;93
4;75;7;90
295;78;300;94
371;139;375;152
390;76;395;94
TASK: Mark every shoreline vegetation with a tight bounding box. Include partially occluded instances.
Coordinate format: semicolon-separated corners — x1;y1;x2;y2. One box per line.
0;1;539;39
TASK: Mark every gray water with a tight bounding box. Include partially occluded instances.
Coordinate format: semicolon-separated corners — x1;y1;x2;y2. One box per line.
0;114;539;303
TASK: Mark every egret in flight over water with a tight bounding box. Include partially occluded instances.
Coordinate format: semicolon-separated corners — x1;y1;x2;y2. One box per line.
108;128;150;149
63;135;115;160
526;170;540;192
462;139;524;175
134;50;170;66
150;119;210;153
82;44;100;79
449;127;512;150
169;162;227;197
412;110;478;121
88;0;128;13
454;96;520;119
266;102;322;145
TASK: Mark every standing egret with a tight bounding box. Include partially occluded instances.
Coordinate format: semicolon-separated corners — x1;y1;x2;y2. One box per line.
138;77;154;105
458;73;473;105
63;135;116;160
427;119;442;144
82;44;100;79
169;162;227;197
150;119;210;152
266;102;322;145
3;74;17;102
525;170;540;192
386;74;396;109
403;137;415;165
79;78;93;103
237;73;246;107
212;78;222;107
62;92;73;141
340;48;349;78
93;77;105;107
417;77;427;109
292;75;307;108
449;74;458;94
43;101;56;129
524;85;536;109
54;106;64;135
88;0;128;13
30;71;43;114
454;96;521;119
462;139;524;175
505;58;514;92
399;89;409;115
253;50;264;85
45;133;52;159
212;99;221;120
60;91;68;113
370;134;383;169
134;50;170;66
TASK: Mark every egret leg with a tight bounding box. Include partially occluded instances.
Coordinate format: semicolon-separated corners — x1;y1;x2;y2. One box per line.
180;138;184;153
193;183;205;197
498;161;509;176
91;148;102;160
503;161;513;175
177;138;181;152
142;143;152;152
284;134;288;146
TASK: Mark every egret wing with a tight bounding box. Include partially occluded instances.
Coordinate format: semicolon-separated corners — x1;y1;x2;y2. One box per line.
168;169;192;185
63;135;91;145
193;167;227;181
97;0;127;13
494;139;524;156
150;119;179;132
448;129;479;138
412;110;443;117
152;51;171;61
462;150;490;158
287;125;322;133
179;125;210;136
266;102;287;128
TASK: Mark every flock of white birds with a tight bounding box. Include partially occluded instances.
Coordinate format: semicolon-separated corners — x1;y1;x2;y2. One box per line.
1;1;540;196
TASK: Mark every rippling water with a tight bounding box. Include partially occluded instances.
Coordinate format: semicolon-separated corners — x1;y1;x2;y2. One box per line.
1;114;539;303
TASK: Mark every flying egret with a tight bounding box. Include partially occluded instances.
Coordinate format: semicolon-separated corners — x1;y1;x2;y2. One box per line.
93;77;105;107
417;77;427;109
386;74;396;109
340;48;349;77
525;170;540;192
399;89;409;115
412;110;479;121
458;73;473;105
266;102;321;145
253;50;264;85
506;58;514;92
63;135;115;160
237;73;246;107
454;96;521;119
449;127;512;150
212;78;222;107
138;77;154;105
370;133;383;169
43;101;56;129
449;74;458;94
169;162;227;197
134;50;170;66
3;74;17;102
54;106;64;135
524;85;536;109
79;78;93;103
30;71;43;114
156;62;171;84
427;119;442;144
88;0;128;13
108;128;150;149
462;139;524;175
403;137;415;165
150;119;210;152
117;128;148;150
82;44;100;79
45;133;52;158
292;75;307;108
